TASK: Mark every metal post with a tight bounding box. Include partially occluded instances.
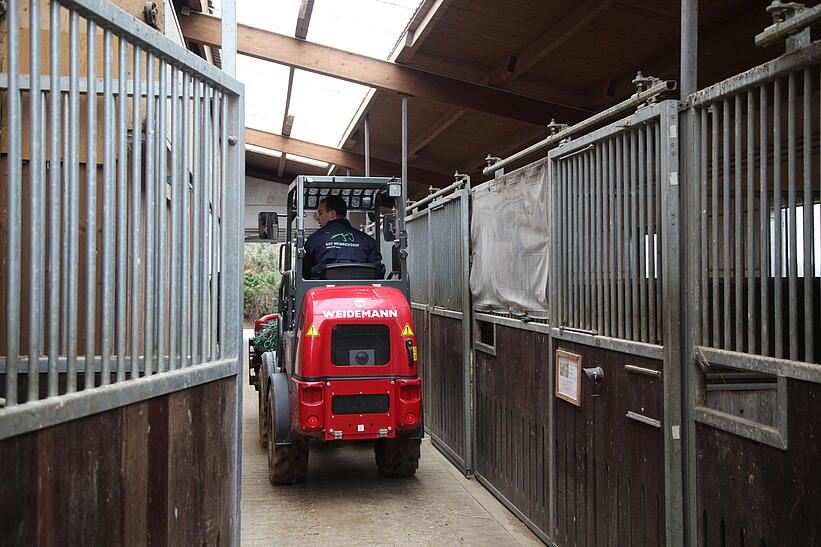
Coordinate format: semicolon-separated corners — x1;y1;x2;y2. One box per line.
364;114;371;177
680;0;698;97
460;184;472;474
222;0;238;77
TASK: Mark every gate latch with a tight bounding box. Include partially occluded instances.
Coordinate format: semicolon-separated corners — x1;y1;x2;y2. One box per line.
583;367;605;396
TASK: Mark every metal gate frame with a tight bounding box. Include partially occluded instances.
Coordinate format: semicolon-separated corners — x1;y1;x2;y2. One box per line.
406;184;473;474
0;0;245;542
547;99;683;545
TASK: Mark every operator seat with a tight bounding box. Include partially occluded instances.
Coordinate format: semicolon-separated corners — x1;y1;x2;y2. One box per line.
318;262;382;280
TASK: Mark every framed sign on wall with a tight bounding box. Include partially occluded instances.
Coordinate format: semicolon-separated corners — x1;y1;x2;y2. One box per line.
555;349;582;406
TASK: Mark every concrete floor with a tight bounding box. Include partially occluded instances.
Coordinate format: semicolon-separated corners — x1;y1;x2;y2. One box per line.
240;330;542;546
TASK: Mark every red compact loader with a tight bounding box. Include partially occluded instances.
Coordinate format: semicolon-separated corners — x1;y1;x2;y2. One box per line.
251;176;422;484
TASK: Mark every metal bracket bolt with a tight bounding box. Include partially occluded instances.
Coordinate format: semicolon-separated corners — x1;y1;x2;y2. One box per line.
766;0;805;23
227;135;237;145
546;118;568;136
485;154;500;168
632;71;659;93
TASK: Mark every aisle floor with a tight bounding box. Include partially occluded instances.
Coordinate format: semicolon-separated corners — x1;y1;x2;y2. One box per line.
240;332;542;546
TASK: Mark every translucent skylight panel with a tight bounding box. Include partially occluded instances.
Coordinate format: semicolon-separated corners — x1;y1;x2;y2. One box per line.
238;54;291;133
236;0;302;35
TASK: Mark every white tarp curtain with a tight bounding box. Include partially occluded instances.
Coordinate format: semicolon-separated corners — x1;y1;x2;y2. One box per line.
469;158;549;319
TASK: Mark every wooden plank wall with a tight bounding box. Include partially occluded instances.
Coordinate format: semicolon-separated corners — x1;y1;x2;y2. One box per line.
696;379;821;546
0;377;237;546
474;324;550;534
553;340;665;547
426;314;465;458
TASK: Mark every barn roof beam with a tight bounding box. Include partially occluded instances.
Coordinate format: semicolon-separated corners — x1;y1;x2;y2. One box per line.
181;12;590;126
245;128;452;186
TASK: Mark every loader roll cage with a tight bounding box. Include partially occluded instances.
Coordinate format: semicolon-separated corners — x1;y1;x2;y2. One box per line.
275;176;411;352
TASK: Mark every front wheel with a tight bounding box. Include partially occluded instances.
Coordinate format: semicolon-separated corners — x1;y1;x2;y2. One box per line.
266;389;309;485
374;436;421;477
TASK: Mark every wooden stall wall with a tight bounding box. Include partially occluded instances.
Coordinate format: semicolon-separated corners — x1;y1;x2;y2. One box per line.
427;314;465;458
474;324;550;535
553;340;665;547
0;377;237;546
696;379;821;546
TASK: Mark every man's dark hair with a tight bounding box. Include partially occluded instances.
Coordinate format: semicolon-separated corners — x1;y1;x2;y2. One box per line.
320;195;348;218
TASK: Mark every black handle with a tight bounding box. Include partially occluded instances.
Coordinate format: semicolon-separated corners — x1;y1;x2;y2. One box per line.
405;339;414;366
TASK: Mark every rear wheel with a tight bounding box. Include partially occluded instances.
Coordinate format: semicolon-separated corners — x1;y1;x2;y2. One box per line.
374;436;421;477
257;385;268;449
266;389;309;485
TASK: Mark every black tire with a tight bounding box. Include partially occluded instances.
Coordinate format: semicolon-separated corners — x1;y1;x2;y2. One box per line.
258;385;268;450
266;389;309;485
374;436;421;477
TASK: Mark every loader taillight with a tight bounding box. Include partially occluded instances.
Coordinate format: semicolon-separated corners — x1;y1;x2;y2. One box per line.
302;386;323;404
400;384;420;401
306;415;321;429
402;412;418;426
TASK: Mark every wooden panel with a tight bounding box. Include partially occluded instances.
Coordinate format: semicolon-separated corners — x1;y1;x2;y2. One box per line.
474;324;550;535
427;314;464;459
553;339;665;547
696;379;821;546
0;376;237;546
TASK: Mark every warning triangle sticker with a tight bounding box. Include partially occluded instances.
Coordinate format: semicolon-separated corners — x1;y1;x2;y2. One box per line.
401;323;414;337
305;324;320;337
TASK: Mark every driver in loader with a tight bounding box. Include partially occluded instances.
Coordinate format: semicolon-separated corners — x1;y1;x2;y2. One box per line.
302;195;386;279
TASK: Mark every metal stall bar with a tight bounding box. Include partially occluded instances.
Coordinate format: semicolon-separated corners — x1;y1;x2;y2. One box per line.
131;45;143;379
181;74;192;367
48;0;62;397
116;36;128;383
144;53;157;377
101;28;114;385
84;18;98;391
803;68;814;362
461;184;473;474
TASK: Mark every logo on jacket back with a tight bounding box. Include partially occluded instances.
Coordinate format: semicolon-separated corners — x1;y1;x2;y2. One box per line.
330;232;355;242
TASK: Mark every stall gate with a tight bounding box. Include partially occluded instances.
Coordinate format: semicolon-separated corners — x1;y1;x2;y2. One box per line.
683;40;821;546
547;99;681;546
0;0;245;543
406;186;472;472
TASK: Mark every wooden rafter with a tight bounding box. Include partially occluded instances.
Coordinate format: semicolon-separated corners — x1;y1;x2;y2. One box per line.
407;0;614;158
246;128;452;186
181;12;590;126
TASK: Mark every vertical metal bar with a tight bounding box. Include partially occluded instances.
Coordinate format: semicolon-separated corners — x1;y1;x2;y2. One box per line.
402;96;408;240
616;135;624;338
623;134;632;340
564;160;570;325
572;156;580;327
84;20;98;390
206;88;220;360
191;79;202;366
144;53;156;376
156;59;168;373
639;126;648;342
760;84;770;357
211;91;221;359
101;28;115;385
130;45;143;379
699;109;708;345
169;67;180;369
48;0;62;398
202;85;212;362
773;79;784;359
631;129;640;341
364;114;371;177
218;95;229;359
5;0;22;405
61;93;70;355
583;152;589;329
460;187;472;472
787;72;798;361
27;0;44;402
604;138;619;337
747;90;756;355
649;121;658;344
722;99;731;350
655;122;663;341
711;105;720;348
558;160;565;324
734;94;743;352
803;68;814;362
221;0;237;77
66;10;81;393
116;37;128;382
596;144;603;335
181;73;192;367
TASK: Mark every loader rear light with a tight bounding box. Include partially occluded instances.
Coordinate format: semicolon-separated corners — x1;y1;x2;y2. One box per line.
306;415;321;429
400;384;420;401
402;412;418;426
302;386;323;404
